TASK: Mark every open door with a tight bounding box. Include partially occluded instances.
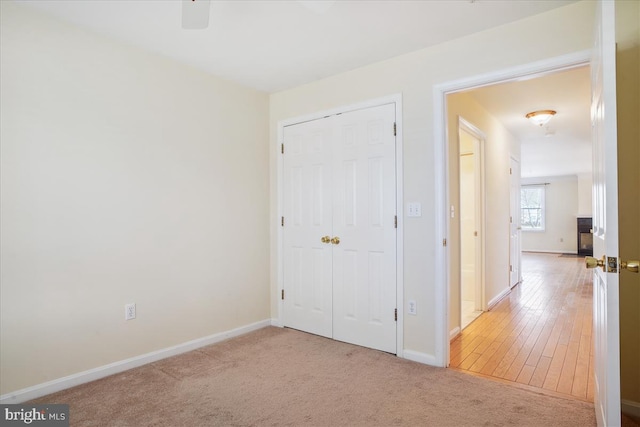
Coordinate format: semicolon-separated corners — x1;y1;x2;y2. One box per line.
509;157;521;289
588;1;620;425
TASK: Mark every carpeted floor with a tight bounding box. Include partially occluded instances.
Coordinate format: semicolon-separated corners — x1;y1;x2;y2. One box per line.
32;327;597;426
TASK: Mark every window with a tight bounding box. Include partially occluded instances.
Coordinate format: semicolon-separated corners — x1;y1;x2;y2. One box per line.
521;186;545;231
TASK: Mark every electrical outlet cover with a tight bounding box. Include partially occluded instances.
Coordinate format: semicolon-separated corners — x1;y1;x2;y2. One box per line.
125;303;136;320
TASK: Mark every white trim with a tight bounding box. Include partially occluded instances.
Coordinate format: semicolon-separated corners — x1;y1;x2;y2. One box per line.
0;319;271;404
522;249;578;254
433;50;591;368
449;326;461;341
276;94;404;357
622;400;640;419
270;318;284;328
487;287;511;311
402;350;438;366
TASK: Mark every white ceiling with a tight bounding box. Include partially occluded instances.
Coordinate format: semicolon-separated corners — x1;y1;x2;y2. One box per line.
468;66;592;178
16;0;577;93
14;0;589;179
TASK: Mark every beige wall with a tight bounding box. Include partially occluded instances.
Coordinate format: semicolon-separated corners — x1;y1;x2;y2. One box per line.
447;93;520;333
521;176;579;254
0;3;270;395
616;0;640;408
270;1;595;357
577;173;593;217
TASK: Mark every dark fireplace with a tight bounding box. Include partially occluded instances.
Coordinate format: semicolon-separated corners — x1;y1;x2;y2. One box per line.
577;217;593;256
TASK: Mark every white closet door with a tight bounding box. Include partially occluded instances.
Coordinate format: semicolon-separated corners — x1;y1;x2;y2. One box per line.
331;103;397;353
282;118;333;338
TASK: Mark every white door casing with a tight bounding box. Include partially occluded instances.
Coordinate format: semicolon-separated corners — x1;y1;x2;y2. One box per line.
282;101;398;354
591;1;621;425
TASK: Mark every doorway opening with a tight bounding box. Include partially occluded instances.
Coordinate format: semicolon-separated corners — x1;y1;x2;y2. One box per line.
436;54;594;400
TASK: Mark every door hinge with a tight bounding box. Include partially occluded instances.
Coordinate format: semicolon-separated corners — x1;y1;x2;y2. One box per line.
393;122;397;136
443;238;447;247
281;289;285;300
281;216;284;227
510;216;513;224
510;265;513;272
281;143;284;154
394;308;397;321
509;167;512;175
394;215;397;228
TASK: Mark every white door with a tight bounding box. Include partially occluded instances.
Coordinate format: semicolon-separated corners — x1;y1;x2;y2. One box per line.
459;128;483;313
332;104;397;353
509;157;521;288
282;118;334;338
282;104;397;354
590;1;620;425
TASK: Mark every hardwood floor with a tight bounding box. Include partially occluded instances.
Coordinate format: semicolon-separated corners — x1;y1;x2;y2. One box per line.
450;252;594;402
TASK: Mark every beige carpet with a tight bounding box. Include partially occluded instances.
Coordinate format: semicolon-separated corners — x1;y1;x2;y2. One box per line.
32;327;597;426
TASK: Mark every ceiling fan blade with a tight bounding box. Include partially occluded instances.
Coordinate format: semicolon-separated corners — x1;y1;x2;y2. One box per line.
182;0;211;30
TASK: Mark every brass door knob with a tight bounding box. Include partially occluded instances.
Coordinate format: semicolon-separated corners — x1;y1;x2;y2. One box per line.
321;236;331;244
621;260;639;273
586;256;605;269
330;236;340;245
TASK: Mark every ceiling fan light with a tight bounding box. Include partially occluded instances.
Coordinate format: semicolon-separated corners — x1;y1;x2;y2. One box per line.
526;110;556;127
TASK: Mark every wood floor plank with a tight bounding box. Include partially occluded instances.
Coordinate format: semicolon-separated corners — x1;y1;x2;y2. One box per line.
571;331;592;399
451;253;593;402
543;343;568;391
529;355;552;388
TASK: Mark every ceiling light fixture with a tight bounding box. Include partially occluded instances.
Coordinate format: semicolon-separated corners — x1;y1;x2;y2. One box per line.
526;110;556;127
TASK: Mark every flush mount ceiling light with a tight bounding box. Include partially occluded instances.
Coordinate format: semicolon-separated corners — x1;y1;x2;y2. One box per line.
526;110;556;127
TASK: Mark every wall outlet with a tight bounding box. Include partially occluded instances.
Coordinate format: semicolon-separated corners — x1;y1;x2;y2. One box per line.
125;303;136;320
408;300;417;315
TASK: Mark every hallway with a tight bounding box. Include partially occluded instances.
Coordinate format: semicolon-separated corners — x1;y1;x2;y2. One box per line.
450;252;593;401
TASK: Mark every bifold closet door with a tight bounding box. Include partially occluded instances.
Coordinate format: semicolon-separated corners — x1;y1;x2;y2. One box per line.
282;103;397;354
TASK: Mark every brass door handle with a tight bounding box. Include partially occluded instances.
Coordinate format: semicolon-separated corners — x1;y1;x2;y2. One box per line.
621;260;639;273
321;236;331;244
586;256;605;269
586;256;639;273
330;237;340;245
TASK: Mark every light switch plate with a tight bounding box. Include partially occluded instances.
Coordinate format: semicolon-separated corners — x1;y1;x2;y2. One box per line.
407;202;422;217
408;300;417;315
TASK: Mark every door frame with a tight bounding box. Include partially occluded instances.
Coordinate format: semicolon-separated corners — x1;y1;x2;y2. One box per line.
457;117;486;321
432;51;591;367
275;94;404;357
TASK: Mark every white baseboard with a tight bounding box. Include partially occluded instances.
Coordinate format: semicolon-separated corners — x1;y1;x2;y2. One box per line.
402;350;438;367
487;288;511;310
522;249;577;254
0;319;271;404
622;399;640;419
449;327;461;341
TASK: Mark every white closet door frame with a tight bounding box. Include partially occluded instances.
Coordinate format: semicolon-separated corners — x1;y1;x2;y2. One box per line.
276;94;404;357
